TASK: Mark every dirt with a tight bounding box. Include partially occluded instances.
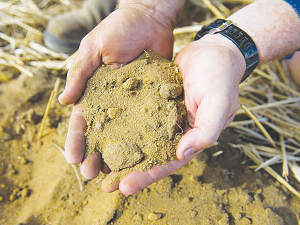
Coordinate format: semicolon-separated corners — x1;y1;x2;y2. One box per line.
0;57;300;225
80;51;186;178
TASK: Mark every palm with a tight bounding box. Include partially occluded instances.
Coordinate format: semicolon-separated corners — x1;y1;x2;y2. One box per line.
59;8;174;105
93;9;174;66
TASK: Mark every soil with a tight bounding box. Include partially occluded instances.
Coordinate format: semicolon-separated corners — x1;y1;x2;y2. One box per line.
80;51;186;181
1;58;300;225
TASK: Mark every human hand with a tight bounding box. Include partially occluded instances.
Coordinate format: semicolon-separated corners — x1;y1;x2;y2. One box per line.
59;7;174;105
59;6;175;180
100;34;247;195
174;34;246;160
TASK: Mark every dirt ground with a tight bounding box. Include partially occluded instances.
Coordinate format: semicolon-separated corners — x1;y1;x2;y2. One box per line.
1;1;300;225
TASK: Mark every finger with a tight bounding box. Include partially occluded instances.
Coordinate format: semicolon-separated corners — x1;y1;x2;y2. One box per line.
223;112;236;130
101;162;111;174
109;63;124;70
177;97;233;160
118;154;195;196
150;34;174;60
80;152;102;179
65;104;86;164
59;32;102;105
101;172;120;192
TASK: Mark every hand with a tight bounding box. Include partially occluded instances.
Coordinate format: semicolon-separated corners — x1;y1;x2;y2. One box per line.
59;7;174;105
175;34;246;160
59;7;174;182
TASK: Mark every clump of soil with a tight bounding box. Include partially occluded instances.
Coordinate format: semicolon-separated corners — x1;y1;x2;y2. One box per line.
80;51;186;174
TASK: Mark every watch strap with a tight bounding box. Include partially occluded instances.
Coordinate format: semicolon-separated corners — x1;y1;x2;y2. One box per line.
284;0;300;18
194;19;259;82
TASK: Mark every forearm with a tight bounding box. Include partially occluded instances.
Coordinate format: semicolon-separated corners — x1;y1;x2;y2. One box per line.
228;0;300;64
117;0;185;30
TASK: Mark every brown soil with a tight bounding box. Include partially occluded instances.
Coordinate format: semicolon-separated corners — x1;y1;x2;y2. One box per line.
80;51;186;177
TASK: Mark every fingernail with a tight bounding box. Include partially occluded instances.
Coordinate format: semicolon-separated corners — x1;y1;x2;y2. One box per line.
58;93;65;104
109;63;124;70
184;148;195;160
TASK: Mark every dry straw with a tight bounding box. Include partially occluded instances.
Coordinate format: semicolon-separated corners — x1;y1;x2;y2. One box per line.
52;144;83;191
0;0;74;82
37;77;61;140
232;51;300;199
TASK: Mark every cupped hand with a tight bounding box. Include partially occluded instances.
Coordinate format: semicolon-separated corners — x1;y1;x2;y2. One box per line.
59;7;174;105
60;7;174;182
102;34;247;195
175;34;246;160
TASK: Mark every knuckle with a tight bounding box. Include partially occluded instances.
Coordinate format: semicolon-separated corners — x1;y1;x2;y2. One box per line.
79;35;93;51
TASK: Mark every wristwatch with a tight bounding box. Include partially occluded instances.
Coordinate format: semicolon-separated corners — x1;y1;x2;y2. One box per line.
194;19;259;82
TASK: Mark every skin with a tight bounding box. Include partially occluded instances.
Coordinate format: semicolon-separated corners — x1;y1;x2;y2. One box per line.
286;51;300;87
59;0;300;195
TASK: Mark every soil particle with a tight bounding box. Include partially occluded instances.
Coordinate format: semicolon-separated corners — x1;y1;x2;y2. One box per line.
122;78;140;90
21;187;31;198
217;213;229;225
26;109;38;124
18;156;28;165
107;107;122;119
133;213;143;223
160;83;182;99
239;217;252;225
93;112;108;132
7;164;18;175
147;212;163;221
9;187;21;201
190;210;198;218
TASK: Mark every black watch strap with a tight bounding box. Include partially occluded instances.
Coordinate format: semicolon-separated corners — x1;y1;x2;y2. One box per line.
194;19;259;82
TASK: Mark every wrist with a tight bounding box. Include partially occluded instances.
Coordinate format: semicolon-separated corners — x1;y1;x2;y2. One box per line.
195;34;246;83
117;0;185;30
228;0;300;64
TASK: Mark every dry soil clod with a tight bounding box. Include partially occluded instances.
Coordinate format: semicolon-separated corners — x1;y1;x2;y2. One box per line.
160;83;182;99
103;143;144;172
147;212;163;221
122;78;140;90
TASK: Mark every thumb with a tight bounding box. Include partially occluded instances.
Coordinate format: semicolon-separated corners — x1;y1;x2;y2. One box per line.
59;33;102;105
177;96;236;160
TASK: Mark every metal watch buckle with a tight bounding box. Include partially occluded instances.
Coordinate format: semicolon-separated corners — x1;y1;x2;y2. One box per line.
209;20;233;35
